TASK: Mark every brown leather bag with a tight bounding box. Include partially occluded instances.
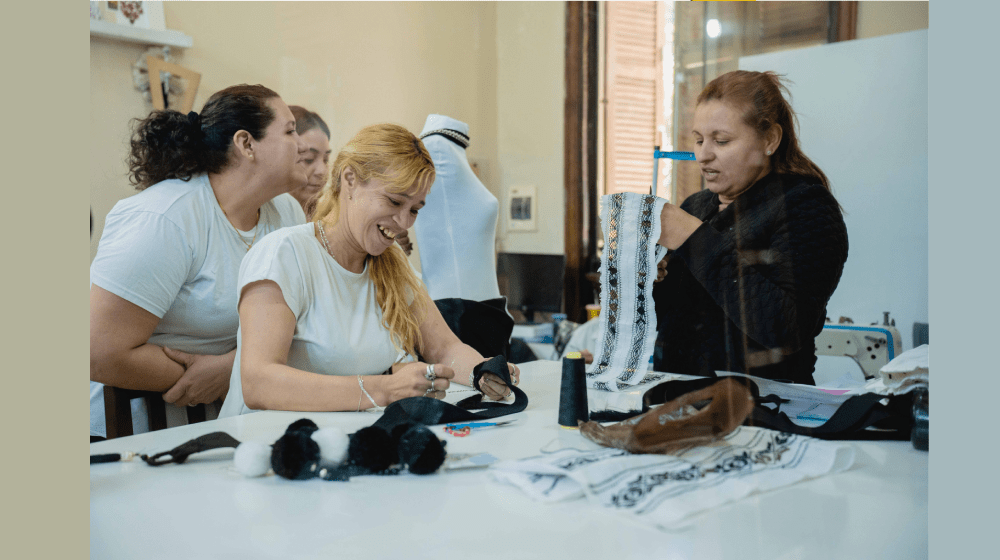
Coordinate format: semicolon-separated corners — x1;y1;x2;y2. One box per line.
579;377;755;454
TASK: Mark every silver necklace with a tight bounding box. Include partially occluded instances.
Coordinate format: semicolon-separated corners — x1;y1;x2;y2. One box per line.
316;221;335;258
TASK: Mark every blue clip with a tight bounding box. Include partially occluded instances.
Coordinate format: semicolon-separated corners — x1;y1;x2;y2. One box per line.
653;150;696;160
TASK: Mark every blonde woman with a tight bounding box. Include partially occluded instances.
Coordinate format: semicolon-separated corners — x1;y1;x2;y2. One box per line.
220;124;520;416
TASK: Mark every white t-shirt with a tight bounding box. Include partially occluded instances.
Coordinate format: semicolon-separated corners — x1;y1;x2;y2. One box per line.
90;174;306;436
414;114;502;302
561;318;602;359
219;223;410;417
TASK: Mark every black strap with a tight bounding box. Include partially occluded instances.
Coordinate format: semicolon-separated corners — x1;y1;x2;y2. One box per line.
140;432;242;466
372;355;527;434
746;392;912;441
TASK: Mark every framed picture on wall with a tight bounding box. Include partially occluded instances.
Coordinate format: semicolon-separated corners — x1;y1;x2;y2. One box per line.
98;1;166;30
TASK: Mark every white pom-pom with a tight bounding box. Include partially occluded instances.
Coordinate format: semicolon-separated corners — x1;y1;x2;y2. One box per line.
234;442;272;477
311;427;350;466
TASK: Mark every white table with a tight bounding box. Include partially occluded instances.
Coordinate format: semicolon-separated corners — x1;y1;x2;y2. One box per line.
90;361;927;559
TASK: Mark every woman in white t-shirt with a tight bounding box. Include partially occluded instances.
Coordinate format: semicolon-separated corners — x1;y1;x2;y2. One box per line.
220;124;519;417
90;84;308;438
286;105;332;219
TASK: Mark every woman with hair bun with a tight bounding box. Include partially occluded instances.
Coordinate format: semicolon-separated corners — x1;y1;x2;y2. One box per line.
653;70;848;385
220;123;519;417
90;84;308;438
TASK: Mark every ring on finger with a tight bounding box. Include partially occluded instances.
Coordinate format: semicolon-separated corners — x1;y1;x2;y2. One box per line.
425;364;436;381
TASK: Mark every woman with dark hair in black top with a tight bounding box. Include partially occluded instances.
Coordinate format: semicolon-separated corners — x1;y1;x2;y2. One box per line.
653;71;848;385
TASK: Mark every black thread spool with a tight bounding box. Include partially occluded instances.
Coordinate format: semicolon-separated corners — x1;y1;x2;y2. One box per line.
559;352;589;427
910;388;929;451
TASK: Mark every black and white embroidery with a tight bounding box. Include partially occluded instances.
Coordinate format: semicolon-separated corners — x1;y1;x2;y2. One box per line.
490;426;855;527
556;449;630;471
588;193;668;389
607;431;794;511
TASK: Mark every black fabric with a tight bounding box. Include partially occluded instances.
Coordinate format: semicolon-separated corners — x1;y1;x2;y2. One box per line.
371;355;527;434
744;392;912;441
434;298;514;360
509;338;538;363
653;173;848;385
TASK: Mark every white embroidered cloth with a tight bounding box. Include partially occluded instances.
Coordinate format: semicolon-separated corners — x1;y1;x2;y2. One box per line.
863;344;929;396
587;193;669;390
490;426;855;529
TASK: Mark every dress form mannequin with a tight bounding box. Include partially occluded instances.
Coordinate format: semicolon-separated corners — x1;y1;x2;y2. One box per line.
415;115;501;302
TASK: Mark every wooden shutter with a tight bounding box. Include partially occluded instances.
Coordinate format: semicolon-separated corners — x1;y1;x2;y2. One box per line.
604;1;665;196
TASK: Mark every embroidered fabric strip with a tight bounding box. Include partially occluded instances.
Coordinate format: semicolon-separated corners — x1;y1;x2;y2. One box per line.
489;426;855;529
587;193;669;390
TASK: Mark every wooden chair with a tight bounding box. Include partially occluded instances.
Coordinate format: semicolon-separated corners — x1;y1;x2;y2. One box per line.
103;386;206;439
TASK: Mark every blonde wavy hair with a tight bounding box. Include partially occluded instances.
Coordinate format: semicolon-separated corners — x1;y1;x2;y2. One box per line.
312;123;436;358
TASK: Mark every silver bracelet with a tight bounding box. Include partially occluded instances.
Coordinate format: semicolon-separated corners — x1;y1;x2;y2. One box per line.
357;375;385;413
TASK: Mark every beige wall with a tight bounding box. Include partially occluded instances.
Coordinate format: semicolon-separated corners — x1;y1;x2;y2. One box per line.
91;2;564;263
858;1;929;40
90;37;157;257
495;2;566;255
90;2;932;264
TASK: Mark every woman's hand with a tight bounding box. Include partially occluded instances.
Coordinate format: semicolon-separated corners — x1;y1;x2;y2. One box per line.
477;363;520;400
658;203;703;250
161;348;235;407
383;362;454;403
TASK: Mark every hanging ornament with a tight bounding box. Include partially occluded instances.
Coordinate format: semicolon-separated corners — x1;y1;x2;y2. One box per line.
132;47;186;108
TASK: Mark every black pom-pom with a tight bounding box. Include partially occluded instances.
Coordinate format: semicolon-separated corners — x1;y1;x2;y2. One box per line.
389;422;417;442
271;431;320;480
348;426;397;472
396;425;447;475
285;418;319;435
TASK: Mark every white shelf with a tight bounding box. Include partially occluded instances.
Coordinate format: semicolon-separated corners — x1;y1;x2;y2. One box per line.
90;19;193;48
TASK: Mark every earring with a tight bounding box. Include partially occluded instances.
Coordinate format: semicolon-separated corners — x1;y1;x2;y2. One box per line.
765;150;772;156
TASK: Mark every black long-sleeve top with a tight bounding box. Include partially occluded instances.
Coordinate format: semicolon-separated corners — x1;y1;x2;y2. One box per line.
652;173;848;385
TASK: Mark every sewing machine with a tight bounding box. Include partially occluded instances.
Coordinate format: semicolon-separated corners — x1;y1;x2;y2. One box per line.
814;313;903;379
